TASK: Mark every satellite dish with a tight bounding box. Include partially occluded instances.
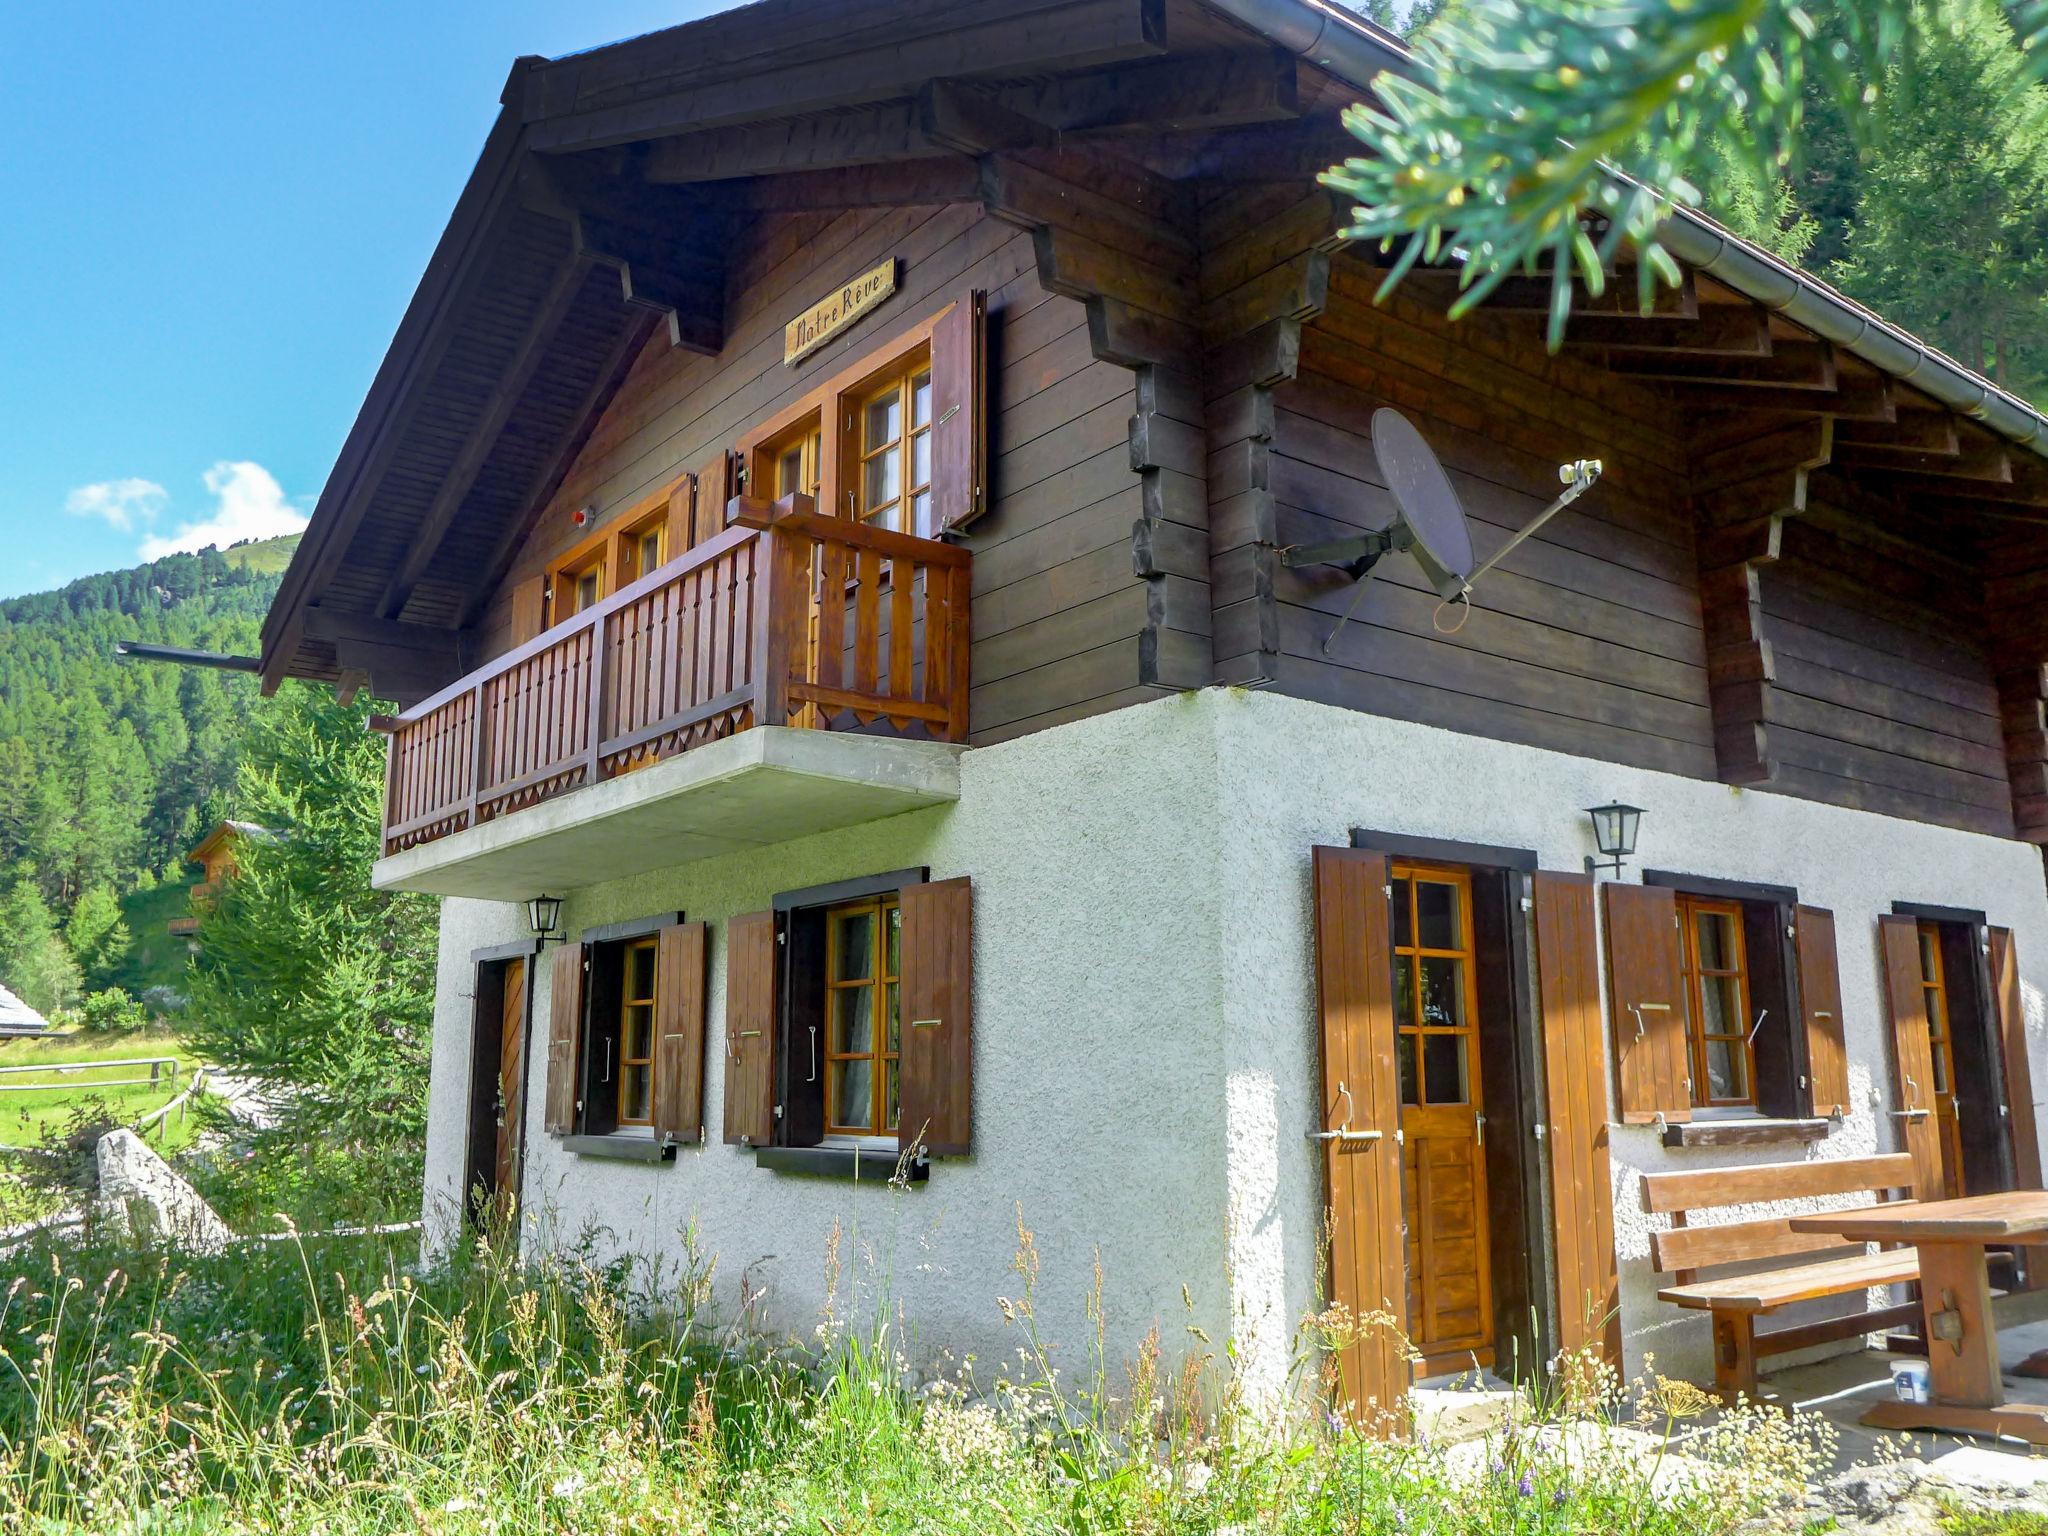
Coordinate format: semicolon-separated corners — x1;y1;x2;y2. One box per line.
1280;408;1603;652
1371;408;1476;600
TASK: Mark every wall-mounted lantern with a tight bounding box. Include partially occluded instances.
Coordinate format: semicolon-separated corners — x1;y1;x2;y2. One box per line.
527;893;565;945
1584;803;1644;877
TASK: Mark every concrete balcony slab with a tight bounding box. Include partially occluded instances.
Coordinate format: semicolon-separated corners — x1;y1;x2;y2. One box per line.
371;726;963;898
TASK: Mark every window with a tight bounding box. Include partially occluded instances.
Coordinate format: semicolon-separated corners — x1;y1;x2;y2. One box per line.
851;355;933;536
1389;864;1477;1107
617;937;657;1127
1677;895;1756;1108
726;871;973;1160
731;292;983;542
619;513;666;587
543;474;692;627
824;895;902;1137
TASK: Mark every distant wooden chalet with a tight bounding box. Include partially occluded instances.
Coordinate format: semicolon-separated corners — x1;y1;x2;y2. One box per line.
167;821;268;938
256;0;2048;1413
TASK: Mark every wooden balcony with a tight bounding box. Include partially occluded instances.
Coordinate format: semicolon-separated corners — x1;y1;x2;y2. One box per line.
376;498;970;875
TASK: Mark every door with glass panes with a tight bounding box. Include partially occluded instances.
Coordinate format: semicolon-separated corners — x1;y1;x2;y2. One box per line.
1390;863;1493;1374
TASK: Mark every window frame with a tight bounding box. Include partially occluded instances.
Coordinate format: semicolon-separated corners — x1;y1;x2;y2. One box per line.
822;892;902;1139
544;473;690;628
733;303;960;541
1675;893;1759;1111
769;867;928;1151
616;935;659;1129
1388;860;1482;1109
569;911;684;1140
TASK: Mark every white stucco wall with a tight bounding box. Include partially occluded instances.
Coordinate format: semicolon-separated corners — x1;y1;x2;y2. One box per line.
420;687;2048;1401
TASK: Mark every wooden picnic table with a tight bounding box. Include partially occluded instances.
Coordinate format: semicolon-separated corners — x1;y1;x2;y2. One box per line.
1791;1191;2048;1443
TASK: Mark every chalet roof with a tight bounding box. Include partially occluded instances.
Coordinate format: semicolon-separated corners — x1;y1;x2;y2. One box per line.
185;820;274;866
0;982;52;1037
259;0;2048;703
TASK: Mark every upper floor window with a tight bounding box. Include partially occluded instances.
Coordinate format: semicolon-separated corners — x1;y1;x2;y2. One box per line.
852;353;934;536
617;936;658;1127
1677;894;1755;1108
732;292;985;543
543;474;694;629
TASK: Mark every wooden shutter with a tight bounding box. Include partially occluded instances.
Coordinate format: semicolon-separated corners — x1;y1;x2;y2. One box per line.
1311;846;1408;1421
1878;914;1945;1198
697;448;738;536
1533;871;1620;1367
1795;905;1851;1117
652;920;708;1145
722;910;778;1146
1990;927;2048;1284
930;290;988;535
543;941;588;1135
1603;883;1691;1123
509;575;548;646
898;876;973;1156
666;474;697;557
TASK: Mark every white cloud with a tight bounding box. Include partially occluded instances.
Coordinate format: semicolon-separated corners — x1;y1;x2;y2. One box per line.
65;477;167;534
137;461;309;560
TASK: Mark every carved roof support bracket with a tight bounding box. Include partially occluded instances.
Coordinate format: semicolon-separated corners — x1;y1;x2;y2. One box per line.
1690;417;1833;788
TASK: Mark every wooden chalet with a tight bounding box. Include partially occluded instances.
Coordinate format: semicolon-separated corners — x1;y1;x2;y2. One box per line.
257;0;2048;1410
167;820;268;939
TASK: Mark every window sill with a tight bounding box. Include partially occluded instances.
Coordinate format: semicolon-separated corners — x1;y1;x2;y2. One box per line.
561;1133;675;1163
753;1144;928;1182
1661;1117;1835;1149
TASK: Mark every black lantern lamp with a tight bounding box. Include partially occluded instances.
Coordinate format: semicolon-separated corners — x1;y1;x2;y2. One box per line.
527;893;565;945
1584;804;1644;877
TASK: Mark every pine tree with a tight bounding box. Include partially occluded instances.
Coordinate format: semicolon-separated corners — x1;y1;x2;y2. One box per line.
183;684;438;1212
0;869;82;1016
1830;0;2048;400
64;885;132;988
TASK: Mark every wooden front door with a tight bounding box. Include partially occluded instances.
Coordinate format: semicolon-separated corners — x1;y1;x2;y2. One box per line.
494;958;527;1208
1390;863;1493;1375
1915;923;1967;1198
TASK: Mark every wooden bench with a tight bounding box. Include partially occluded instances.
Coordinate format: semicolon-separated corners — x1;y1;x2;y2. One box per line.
1644;1153;1926;1399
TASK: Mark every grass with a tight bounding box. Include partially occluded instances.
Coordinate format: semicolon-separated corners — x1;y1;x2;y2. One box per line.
0;1207;1843;1536
1944;1505;2048;1536
221;532;300;576
0;1027;205;1228
105;878;200;999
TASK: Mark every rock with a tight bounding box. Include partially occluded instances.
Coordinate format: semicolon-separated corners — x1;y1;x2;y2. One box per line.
1411;1383;1517;1445
94;1129;233;1253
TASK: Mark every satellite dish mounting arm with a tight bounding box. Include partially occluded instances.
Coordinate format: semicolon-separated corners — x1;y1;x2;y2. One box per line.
1455;457;1604;597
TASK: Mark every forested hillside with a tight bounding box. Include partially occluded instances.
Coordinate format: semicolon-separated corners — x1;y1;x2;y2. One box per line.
0;537;293;1010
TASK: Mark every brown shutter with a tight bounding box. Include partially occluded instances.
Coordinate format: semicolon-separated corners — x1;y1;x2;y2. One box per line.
1795;905;1850;1117
1603;883;1691;1123
722;910;778;1146
930;290;988;535
544;941;588;1135
509;575;548;645
1311;846;1408;1421
1990;927;2048;1283
652;920;708;1145
1533;871;1620;1367
1879;914;1944;1198
898;876;973;1156
698;448;738;535
666;474;697;557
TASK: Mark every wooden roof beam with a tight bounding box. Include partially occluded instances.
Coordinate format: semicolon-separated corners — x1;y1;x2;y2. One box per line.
376;253;597;622
1837;412;1963;454
1562;305;1772;357
1410;267;1698;319
993;48;1303;134
1667;374;1897;423
1607;341;1837;390
1838;445;2013;483
733;159;983;212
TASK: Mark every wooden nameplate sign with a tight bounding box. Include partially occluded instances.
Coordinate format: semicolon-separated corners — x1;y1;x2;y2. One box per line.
784;259;898;365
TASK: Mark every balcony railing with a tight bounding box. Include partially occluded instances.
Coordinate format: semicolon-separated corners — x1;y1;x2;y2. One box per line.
378;496;971;858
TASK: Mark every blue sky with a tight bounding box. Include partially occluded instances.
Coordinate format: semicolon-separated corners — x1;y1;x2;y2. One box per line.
0;0;733;600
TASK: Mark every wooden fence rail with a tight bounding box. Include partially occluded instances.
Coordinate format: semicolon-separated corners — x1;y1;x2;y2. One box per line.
381;497;970;856
0;1057;181;1093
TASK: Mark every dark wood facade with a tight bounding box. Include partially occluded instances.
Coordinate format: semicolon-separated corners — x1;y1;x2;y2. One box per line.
257;0;2048;857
